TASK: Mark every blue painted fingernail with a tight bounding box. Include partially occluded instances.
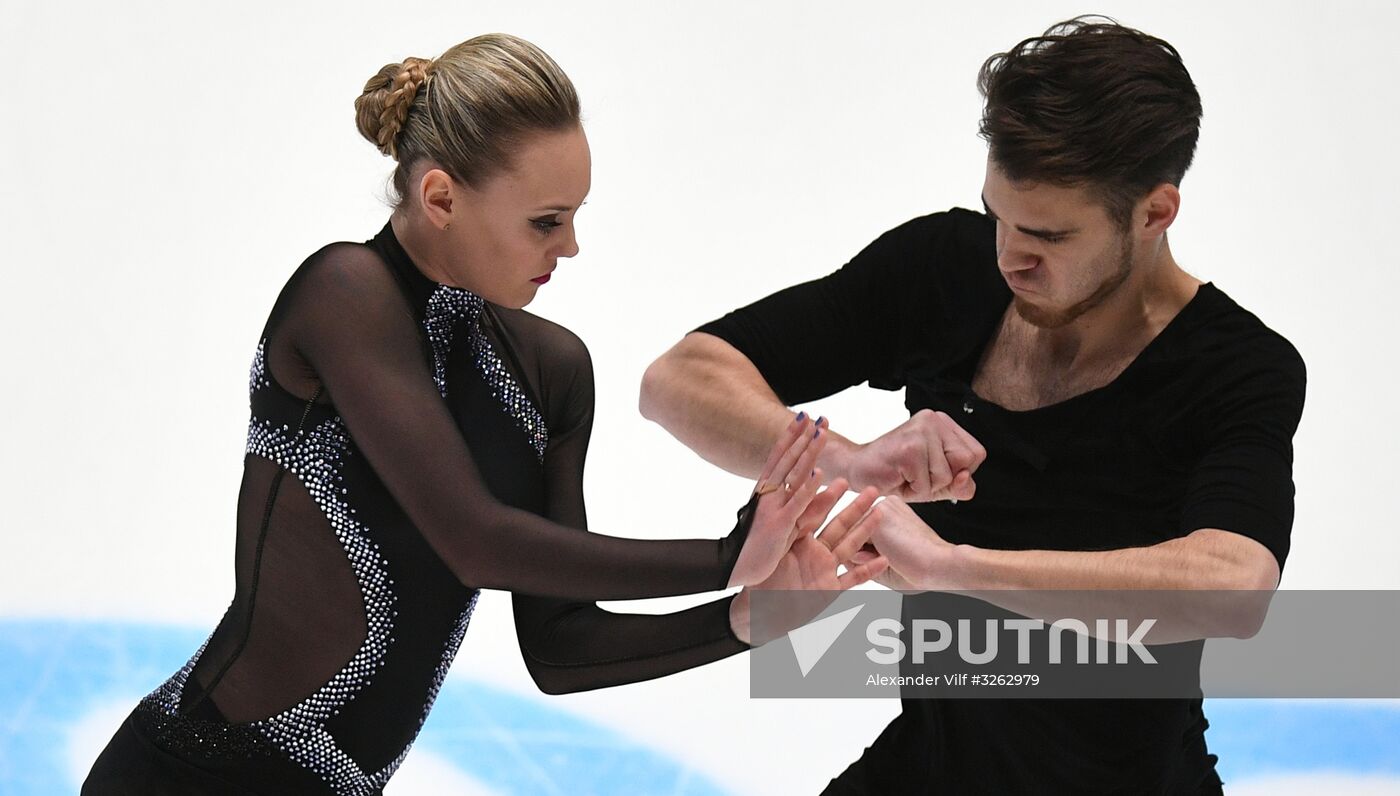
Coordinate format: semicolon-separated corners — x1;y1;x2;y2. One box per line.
796;411;806;421
816;416;824;425
814;429;821;439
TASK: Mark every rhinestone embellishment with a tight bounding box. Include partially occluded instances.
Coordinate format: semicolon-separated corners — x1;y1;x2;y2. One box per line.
371;594;480;788
244;414;400;793
424;285;549;460
249;338;270;397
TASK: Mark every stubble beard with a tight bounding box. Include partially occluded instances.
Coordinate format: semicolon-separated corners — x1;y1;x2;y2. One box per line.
1013;232;1136;329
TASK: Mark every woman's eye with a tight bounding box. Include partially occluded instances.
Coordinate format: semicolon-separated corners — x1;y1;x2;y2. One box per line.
531;218;562;233
1042;235;1066;244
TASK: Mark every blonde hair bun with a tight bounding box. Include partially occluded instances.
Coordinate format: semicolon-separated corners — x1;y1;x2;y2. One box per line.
355;56;434;160
352;34;580;206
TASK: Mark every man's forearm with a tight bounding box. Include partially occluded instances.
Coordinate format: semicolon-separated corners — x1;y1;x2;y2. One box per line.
942;529;1279;593
863;497;1281;642
930;531;1280;642
640;332;854;479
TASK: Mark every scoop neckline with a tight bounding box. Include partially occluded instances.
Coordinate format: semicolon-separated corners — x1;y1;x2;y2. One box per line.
962;281;1217;417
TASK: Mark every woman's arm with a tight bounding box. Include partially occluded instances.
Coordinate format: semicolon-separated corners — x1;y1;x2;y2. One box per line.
277;243;820;600
514;330;883;692
514;489;887;694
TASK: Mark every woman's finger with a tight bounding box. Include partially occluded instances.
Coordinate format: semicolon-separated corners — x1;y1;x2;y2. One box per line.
765;418;815;495
795;477;849;536
814;487;879;551
785;466;826;524
781;424;827;497
757;413;808;486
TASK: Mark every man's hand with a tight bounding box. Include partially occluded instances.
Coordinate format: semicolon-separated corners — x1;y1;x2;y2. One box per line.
838;409;986;503
846;495;959;592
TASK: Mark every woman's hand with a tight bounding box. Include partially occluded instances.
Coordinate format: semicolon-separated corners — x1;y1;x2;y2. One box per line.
727;414;831;588
730;484;888;645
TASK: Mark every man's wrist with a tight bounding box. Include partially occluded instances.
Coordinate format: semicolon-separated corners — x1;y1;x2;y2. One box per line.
817;432;860;487
901;542;978;592
936;543;982;592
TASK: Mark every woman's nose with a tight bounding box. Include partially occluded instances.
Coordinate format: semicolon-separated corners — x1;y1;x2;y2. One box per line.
559;225;580;258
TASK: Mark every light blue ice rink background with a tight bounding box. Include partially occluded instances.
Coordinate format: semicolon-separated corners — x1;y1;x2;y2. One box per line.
5;620;1397;795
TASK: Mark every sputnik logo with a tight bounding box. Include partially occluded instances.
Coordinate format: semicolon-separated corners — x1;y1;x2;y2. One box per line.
788;605;865;677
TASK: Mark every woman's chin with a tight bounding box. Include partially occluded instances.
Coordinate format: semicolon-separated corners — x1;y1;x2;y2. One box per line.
500;288;537;311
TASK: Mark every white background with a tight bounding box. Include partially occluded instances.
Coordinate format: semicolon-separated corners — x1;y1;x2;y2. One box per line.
4;2;1399;794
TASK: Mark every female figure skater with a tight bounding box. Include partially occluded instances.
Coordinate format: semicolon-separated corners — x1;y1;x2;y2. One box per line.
82;33;883;795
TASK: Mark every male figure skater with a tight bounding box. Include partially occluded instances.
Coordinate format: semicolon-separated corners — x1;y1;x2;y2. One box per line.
639;18;1305;794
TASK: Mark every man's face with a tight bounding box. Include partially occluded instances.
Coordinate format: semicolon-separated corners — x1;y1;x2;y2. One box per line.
980;160;1135;329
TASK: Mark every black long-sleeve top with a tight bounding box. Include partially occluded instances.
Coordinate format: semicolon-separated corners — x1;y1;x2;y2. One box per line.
116;222;747;796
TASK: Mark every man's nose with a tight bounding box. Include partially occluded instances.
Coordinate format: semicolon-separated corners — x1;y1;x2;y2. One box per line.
996;229;1037;271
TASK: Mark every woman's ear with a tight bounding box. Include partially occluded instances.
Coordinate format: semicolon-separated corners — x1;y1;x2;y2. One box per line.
416;167;458;231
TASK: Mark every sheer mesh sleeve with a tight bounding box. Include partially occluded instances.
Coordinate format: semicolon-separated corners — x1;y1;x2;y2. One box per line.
272;243;749;600
492;309;748;694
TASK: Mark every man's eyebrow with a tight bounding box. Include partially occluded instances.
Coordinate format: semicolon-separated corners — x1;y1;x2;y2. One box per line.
981;194;1077;239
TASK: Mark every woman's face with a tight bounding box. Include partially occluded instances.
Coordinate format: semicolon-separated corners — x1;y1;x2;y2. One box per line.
433;125;592;308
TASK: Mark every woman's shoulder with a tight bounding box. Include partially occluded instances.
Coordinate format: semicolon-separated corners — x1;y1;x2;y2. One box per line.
292;240;397;290
261;239;402;334
263;239;423;333
491;307;592;371
489;308;595;425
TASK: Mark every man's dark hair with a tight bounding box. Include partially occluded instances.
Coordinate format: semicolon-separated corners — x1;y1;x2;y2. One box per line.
978;16;1203;228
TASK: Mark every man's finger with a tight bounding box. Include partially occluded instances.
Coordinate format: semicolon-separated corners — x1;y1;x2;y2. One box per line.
828;498;887;564
949;469;976;501
940;415;987;475
894;432;931;497
928;469;976;502
838;556;889;590
923;438;955;499
848;545;880;566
